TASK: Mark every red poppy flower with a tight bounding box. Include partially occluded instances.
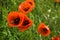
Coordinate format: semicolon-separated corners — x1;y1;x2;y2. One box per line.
18;15;33;32
38;23;51;36
26;0;34;1
18;1;35;14
52;36;60;40
54;0;60;3
7;11;24;27
26;0;35;8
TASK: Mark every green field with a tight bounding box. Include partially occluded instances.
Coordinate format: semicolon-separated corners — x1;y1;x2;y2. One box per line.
0;0;60;40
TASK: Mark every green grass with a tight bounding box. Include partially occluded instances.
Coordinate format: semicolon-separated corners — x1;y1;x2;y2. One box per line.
0;0;60;40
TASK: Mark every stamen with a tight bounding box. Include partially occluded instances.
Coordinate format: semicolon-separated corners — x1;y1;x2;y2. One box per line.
24;8;29;12
23;20;29;26
11;17;20;25
42;28;48;33
28;2;32;5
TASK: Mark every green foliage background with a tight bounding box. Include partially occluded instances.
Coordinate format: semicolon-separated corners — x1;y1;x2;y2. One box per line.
0;0;60;40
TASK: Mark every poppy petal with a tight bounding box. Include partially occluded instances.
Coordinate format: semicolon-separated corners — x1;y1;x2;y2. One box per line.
26;0;34;2
38;23;51;36
18;1;35;14
18;15;33;32
52;36;60;40
26;0;35;8
54;0;60;3
7;11;24;27
18;20;33;32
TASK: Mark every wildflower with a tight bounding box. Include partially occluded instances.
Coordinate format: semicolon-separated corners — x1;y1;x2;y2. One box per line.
26;0;35;8
54;0;60;3
26;0;34;2
7;11;24;27
52;36;60;40
18;1;35;14
18;15;33;32
38;23;51;36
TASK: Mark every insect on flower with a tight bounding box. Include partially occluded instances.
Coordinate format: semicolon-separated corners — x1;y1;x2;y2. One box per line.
18;15;33;32
18;1;35;14
7;11;24;27
38;23;51;36
52;36;60;40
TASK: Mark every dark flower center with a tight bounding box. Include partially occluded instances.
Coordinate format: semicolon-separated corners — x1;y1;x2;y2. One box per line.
23;20;29;26
28;2;32;5
11;17;20;25
54;38;58;40
24;7;29;12
41;28;48;34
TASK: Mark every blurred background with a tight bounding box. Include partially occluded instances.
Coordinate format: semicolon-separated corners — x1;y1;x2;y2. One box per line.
0;0;60;40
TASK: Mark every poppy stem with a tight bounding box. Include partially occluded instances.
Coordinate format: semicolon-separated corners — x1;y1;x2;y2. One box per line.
0;9;3;26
